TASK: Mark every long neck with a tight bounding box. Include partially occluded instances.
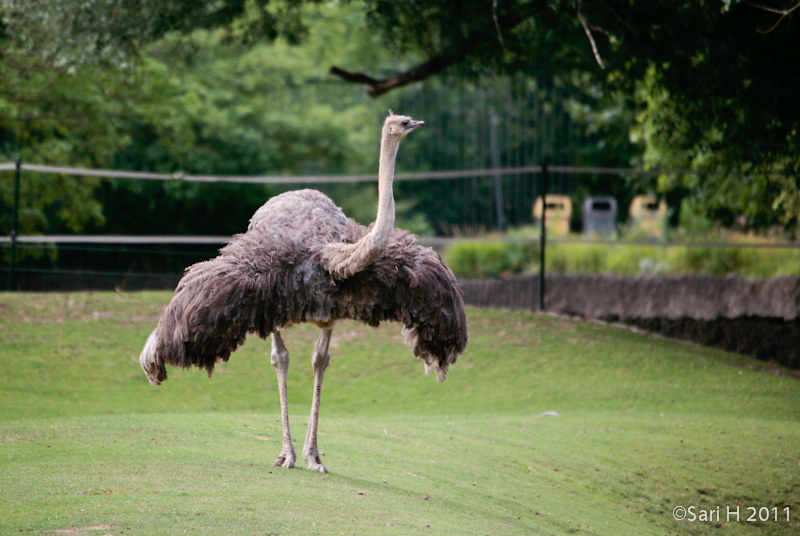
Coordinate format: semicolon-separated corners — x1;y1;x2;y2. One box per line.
316;127;401;279
371;130;400;249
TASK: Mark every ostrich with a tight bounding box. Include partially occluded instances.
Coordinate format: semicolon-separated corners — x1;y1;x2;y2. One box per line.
139;112;468;473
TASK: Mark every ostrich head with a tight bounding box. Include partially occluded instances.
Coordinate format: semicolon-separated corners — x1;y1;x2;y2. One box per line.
384;111;424;138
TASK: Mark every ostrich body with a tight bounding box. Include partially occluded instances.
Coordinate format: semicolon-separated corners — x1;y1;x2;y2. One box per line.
140;114;468;472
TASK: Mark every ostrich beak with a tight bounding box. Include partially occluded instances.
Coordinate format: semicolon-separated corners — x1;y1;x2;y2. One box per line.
409;120;424;130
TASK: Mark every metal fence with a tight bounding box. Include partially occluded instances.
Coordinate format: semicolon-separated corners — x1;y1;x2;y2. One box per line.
3;75;798;293
1;160;564;292
3;160;800;293
1;238;222;291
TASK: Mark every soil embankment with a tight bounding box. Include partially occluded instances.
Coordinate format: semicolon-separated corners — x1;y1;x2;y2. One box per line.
459;275;800;369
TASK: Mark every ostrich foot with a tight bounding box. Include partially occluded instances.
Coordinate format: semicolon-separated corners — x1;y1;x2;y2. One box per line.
303;448;327;473
274;448;296;469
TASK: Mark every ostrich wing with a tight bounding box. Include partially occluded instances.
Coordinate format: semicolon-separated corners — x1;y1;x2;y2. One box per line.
328;228;469;380
140;246;293;384
140;190;467;385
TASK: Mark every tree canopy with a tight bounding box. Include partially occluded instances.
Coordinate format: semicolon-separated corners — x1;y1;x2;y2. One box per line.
2;0;800;234
4;0;798;167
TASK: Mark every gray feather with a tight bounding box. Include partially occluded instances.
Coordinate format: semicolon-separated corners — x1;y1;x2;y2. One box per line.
140;189;468;384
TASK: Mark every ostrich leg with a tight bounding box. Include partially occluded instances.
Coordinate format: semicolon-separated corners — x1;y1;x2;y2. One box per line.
303;328;333;472
271;332;296;468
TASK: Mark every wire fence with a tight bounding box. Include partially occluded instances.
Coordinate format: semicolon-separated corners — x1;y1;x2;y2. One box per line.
3;73;798;292
3;160;800;293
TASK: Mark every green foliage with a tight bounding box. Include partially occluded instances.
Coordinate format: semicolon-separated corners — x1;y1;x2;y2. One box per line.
548;244;622;275
541;241;800;277
0;2;394;236
747;247;800;277
0;0;316;70
0;59;120;233
6;1;524;241
665;246;743;277
629;64;800;235
359;1;800;234
443;240;538;278
444;222;800;278
443;242;510;278
664;244;800;278
551;243;608;273
122;26;377;176
444;215;800;277
618;217;668;244
676;197;717;239
605;245;664;276
3;0;800;238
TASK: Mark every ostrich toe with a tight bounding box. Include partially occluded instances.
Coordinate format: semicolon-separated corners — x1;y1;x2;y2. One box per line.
306;458;327;473
303;449;327;473
274;450;296;469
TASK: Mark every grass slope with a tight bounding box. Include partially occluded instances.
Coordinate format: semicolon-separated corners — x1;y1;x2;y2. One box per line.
0;291;798;535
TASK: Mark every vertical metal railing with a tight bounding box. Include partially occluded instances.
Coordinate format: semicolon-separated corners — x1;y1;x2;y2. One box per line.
7;157;21;291
539;159;549;311
489;109;505;231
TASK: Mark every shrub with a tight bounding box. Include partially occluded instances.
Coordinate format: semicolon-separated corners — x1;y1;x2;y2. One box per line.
443;232;800;278
738;247;800;277
545;244;570;273
706;247;744;276
606;245;666;275
545;244;607;274
443;241;538;278
665;246;706;275
568;244;608;273
665;246;744;276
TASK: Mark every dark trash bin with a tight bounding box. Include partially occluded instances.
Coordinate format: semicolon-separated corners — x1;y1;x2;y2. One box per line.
582;196;618;236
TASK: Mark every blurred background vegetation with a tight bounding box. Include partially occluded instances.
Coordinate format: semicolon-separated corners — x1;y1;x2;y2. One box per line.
2;0;800;280
443;237;800;278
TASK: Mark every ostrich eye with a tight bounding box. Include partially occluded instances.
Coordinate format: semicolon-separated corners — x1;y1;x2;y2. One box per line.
402;120;409;127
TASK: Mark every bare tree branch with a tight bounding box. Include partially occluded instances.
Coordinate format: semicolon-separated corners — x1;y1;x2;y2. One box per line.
594;0;637;34
743;0;799;15
492;0;507;51
330;1;551;97
742;1;800;33
330;42;478;98
577;0;606;69
327;67;379;87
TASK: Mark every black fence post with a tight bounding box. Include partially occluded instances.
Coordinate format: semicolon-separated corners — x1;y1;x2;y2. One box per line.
489;110;506;231
539;159;549;311
8;157;21;291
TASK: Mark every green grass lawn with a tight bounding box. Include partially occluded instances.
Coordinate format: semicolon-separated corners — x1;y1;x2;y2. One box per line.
1;291;798;535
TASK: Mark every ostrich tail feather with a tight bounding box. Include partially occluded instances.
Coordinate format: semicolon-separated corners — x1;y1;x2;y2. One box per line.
140;329;166;385
140;253;279;384
392;239;468;382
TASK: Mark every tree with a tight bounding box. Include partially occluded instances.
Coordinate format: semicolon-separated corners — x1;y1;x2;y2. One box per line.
331;0;800;232
0;1;403;237
0;58;121;234
3;0;800;233
0;0;299;69
4;0;798;174
4;1;799;170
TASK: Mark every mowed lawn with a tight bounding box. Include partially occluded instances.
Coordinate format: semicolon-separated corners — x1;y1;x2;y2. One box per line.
0;291;798;535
